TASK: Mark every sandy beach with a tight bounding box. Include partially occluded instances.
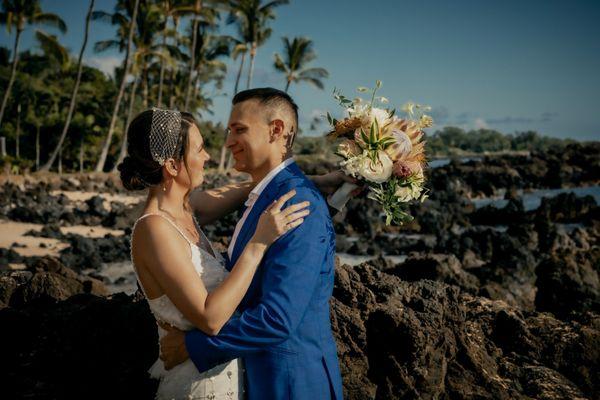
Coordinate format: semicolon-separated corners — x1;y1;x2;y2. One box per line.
0;220;125;265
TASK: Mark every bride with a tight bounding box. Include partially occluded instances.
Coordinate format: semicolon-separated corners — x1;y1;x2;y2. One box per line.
118;108;340;399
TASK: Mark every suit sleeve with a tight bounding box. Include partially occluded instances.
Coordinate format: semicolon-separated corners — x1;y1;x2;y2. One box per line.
185;186;330;372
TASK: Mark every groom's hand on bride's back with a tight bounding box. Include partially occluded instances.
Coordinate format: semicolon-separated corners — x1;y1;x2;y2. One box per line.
158;321;189;370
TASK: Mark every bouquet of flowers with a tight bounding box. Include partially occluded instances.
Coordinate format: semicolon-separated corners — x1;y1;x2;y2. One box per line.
326;81;431;225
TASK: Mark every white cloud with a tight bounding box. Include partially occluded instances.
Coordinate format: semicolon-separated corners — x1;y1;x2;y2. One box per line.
85;56;121;77
474;118;488;129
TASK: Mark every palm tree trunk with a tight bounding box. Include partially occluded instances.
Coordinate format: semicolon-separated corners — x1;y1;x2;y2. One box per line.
192;65;202;103
285;76;291;93
234;52;245;95
94;0;139;172
112;78;139;173
15;104;20;158
184;0;202;110
35;124;40;171
217;145;228;174
168;68;176;109
217;54;246;173
226;151;234;170
157;26;168;107
142;60;149;108
58;147;62;175
246;42;256;89
169;17;180;109
0;29;22;128
192;81;199;106
41;0;95;172
79;132;84;173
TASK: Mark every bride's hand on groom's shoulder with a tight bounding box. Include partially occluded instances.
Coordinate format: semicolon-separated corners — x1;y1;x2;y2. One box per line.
312;170;364;196
252;189;311;247
158;321;188;370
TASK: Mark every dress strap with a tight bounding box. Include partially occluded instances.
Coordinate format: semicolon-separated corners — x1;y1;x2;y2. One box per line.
133;213;194;245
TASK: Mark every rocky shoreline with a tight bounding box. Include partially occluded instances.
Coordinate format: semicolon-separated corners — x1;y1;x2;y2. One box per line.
1;142;599;399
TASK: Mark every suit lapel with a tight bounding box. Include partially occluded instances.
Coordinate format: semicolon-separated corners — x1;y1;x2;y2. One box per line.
230;162;298;266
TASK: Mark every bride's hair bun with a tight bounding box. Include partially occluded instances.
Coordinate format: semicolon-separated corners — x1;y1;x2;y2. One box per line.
118;156;161;191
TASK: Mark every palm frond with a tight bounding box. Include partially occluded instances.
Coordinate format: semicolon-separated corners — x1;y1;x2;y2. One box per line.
35;29;69;66
298;67;329;80
94;39;121;53
91;10;113;23
273;52;288;73
32;12;67;33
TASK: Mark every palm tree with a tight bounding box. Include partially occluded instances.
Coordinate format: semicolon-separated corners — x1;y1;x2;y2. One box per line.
41;0;95;172
0;0;66;128
227;0;288;90
226;12;249;95
190;20;230;101
168;12;184;109
183;0;203;110
156;0;196;107
111;2;184;171
34;30;70;71
274;36;328;93
217;37;246;173
231;41;247;94
93;0;139;172
111;77;139;172
132;3;164;108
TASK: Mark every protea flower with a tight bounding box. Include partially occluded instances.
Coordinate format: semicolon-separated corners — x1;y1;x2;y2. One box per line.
384;118;426;164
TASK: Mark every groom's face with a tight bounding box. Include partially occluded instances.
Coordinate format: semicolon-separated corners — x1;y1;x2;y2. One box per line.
226;100;273;174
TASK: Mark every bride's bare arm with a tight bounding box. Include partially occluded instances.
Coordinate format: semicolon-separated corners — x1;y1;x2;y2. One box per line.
191;171;358;225
189;181;256;226
137;190;309;336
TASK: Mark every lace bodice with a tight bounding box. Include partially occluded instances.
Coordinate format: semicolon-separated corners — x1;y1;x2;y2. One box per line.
130;213;243;400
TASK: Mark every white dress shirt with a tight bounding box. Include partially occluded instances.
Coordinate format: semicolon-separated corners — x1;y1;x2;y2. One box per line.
227;157;296;260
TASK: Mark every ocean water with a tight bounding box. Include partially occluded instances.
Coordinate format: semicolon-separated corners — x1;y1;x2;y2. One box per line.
472;185;600;211
428;156;483;169
336;253;407;267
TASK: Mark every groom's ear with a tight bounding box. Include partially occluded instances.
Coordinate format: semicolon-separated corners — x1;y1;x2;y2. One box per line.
269;119;285;142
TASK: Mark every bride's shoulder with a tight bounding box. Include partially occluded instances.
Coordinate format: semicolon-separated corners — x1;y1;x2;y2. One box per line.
133;214;185;247
132;215;192;268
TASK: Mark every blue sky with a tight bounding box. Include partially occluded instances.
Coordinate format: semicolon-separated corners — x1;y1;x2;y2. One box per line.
2;0;599;140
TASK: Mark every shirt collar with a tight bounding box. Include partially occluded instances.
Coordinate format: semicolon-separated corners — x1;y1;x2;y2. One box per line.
245;157;295;207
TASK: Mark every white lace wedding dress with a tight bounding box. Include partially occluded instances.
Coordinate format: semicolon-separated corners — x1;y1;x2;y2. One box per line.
131;213;244;400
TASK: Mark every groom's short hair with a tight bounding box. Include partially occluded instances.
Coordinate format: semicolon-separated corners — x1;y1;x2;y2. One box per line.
232;87;299;145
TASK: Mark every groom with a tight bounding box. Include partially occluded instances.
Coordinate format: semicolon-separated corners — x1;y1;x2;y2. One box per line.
160;88;344;399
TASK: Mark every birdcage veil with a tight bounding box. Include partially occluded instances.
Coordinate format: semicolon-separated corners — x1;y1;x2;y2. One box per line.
149;107;183;165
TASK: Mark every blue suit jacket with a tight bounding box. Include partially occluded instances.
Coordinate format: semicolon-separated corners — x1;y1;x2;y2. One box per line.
185;162;343;400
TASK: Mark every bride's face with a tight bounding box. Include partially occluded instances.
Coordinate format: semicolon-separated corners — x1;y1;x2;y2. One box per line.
178;123;210;188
